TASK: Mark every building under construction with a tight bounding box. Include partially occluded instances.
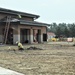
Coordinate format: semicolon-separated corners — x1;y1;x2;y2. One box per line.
0;8;49;44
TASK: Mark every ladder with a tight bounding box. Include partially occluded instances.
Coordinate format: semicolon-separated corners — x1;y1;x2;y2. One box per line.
3;16;11;44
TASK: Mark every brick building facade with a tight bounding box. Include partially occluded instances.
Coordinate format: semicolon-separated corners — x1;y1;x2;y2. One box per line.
0;8;49;44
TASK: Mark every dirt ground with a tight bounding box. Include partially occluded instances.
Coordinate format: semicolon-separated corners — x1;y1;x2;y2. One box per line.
0;42;75;75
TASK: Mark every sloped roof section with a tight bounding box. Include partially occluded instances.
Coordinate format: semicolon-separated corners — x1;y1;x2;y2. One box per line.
19;20;50;27
0;18;50;27
0;7;40;19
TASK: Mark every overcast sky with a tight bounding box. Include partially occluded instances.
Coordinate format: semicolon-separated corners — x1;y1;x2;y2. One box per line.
0;0;75;24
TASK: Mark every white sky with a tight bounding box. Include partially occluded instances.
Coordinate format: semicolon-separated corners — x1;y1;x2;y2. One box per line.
0;0;75;24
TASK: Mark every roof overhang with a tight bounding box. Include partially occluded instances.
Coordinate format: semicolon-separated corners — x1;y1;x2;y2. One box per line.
19;20;50;27
0;18;50;27
0;8;40;19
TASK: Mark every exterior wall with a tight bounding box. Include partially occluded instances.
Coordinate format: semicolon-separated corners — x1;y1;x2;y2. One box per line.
41;26;47;42
12;25;20;44
0;13;34;44
0;25;46;44
0;13;33;21
21;16;33;21
41;26;46;33
18;25;47;43
0;12;47;44
0;14;7;19
0;25;5;43
19;25;42;29
0;23;47;44
18;25;37;44
0;24;19;44
0;24;20;44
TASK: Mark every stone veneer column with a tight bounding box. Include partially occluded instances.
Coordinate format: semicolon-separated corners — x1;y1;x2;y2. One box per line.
27;29;30;41
13;26;20;44
38;29;43;43
29;29;33;43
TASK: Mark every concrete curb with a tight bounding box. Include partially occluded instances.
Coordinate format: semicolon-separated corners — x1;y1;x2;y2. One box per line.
0;67;24;75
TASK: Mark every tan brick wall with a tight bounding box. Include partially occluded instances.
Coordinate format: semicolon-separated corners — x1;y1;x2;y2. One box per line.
0;14;7;19
22;16;33;21
41;26;47;34
18;25;47;34
12;25;19;35
0;25;44;35
0;23;47;44
0;25;5;35
0;25;5;42
0;26;3;35
0;24;47;37
19;25;46;29
0;13;33;21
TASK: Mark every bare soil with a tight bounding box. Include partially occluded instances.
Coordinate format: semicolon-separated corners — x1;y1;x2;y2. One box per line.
0;42;75;75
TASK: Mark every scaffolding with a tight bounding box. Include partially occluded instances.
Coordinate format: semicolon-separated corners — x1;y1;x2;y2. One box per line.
3;16;11;44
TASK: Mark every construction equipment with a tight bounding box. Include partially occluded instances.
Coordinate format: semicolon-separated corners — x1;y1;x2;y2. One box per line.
3;16;11;44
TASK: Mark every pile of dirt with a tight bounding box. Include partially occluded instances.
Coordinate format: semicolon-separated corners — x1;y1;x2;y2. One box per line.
26;46;43;50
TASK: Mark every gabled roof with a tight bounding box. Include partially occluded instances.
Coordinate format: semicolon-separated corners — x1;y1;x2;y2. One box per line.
0;7;40;19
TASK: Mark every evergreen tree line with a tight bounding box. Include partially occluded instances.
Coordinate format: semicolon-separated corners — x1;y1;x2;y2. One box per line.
47;23;75;37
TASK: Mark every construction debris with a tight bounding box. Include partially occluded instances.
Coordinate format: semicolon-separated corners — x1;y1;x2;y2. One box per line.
26;46;43;50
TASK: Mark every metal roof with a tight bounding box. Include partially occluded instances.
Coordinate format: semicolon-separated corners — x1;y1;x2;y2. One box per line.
19;20;50;27
0;18;50;27
0;7;40;19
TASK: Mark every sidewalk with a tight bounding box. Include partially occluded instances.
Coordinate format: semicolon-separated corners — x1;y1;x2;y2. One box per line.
0;67;24;75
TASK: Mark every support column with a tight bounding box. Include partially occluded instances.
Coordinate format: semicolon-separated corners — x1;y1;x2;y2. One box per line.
38;29;43;43
17;28;20;43
27;29;30;41
13;26;20;44
29;29;33;43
